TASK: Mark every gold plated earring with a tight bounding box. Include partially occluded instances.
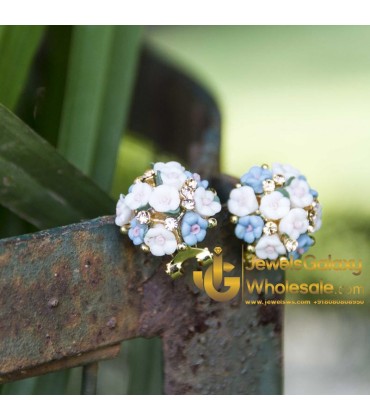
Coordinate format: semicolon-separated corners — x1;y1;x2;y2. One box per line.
227;163;322;263
115;161;222;278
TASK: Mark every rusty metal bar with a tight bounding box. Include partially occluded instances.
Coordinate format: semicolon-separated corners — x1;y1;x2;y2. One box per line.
81;362;99;395
0;175;283;394
0;48;283;394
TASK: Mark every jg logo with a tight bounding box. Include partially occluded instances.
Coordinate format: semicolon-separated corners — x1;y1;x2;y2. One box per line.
193;247;241;302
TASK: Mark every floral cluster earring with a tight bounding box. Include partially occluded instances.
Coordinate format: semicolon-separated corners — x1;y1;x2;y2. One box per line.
227;163;322;263
115;161;322;278
115;161;221;278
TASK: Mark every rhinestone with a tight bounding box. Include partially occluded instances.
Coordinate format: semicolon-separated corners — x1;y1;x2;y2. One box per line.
311;200;319;208
185;178;197;189
230;215;238;224
140;244;150;252
181;186;195;200
307;225;315;233
120;225;129;234
141;170;156;186
261;163;270;170
273;173;285;186
208;218;217;228
308;211;316;222
284;239;298;252
164;217;178;231
247;245;255;253
263;221;278;235
177;243;187;251
263;179;275;193
235;183;242;188
182;200;195;210
142;169;155;178
136;211;150;224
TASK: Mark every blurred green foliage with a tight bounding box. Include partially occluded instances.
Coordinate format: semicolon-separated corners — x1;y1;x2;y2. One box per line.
0;26;44;110
0;25;163;395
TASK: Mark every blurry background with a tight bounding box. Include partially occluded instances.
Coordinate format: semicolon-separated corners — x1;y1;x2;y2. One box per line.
147;26;370;394
1;25;369;394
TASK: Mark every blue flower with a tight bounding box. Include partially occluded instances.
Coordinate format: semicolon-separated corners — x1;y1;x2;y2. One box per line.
185;171;209;189
128;218;148;245
235;215;264;244
181;211;208;246
290;234;314;260
310;188;318;199
241;166;273;194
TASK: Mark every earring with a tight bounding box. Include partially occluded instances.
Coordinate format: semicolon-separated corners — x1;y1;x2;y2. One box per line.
227;163;322;263
115;161;221;279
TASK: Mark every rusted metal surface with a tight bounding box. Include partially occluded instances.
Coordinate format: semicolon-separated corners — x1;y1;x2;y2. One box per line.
0;175;283;394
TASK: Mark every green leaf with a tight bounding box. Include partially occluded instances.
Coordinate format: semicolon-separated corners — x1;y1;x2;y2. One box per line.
285;176;295;186
0;26;45;110
127;338;163;395
58;25;142;191
91;26;142;190
165;208;181;216
32;26;73;146
1;370;69;395
0;103;114;229
155;170;163;185
137;204;151;211
276;188;290;198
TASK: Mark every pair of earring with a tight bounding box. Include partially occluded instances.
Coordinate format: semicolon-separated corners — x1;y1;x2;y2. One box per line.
115;161;322;279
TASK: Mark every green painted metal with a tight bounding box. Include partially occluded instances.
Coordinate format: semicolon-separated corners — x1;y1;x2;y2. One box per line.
0;104;114;229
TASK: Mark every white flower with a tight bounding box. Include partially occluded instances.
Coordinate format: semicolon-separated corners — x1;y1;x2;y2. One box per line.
194;187;221;217
286;178;313;208
272;162;301;180
125;182;153;210
255;234;286;260
149;184;180;212
115;194;134;226
260;191;290;220
313;203;323;232
227;186;258;217
279;208;309;240
154;161;187;190
144;225;177;256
